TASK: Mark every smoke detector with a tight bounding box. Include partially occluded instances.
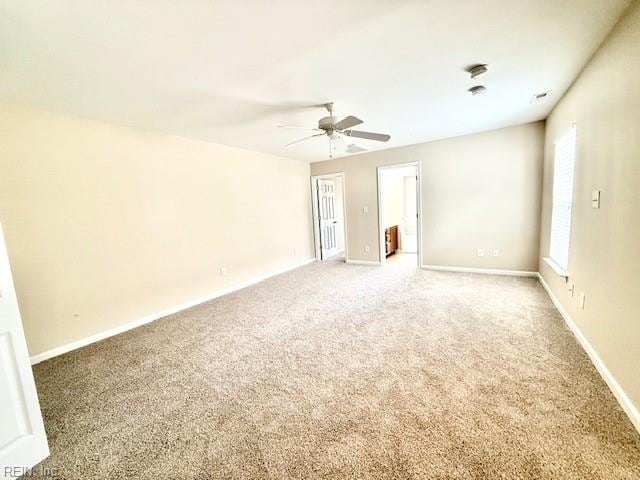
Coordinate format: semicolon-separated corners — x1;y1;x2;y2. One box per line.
468;64;488;79
468;85;487;96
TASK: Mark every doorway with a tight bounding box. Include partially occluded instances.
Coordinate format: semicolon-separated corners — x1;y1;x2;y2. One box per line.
377;163;421;266
311;173;347;261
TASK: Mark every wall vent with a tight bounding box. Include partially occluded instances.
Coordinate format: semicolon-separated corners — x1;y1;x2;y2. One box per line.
530;92;550;103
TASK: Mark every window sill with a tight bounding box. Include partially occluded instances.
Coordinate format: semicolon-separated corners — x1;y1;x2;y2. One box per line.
543;257;569;279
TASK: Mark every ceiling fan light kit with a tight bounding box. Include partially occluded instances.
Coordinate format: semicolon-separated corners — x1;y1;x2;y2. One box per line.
279;102;391;158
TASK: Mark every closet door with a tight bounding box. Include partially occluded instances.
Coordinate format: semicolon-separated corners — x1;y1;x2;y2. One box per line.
317;179;339;259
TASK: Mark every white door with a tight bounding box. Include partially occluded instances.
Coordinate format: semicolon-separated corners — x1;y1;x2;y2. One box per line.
0;224;49;479
317;179;339;259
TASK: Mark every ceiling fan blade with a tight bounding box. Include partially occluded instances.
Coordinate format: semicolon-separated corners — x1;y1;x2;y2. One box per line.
333;115;363;130
343;130;391;142
286;132;325;148
277;125;321;131
345;144;367;153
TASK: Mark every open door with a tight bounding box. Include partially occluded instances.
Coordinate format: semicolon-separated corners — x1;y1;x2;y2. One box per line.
317;179;339;259
0;224;49;479
377;163;420;265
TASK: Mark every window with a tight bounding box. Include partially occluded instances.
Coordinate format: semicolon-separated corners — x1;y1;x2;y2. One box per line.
548;125;576;274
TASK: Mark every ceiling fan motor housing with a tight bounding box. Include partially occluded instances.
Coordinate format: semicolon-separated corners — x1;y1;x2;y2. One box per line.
318;116;338;131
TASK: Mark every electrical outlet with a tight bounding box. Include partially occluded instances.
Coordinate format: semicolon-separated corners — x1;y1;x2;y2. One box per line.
362;205;369;214
477;249;484;257
364;245;370;253
492;249;499;257
219;267;227;277
580;291;586;309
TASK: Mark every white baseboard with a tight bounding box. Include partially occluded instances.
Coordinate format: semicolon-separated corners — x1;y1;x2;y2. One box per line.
421;264;538;277
346;258;380;266
30;258;316;365
538;273;640;433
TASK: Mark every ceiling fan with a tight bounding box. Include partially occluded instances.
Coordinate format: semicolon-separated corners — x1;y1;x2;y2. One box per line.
278;103;390;158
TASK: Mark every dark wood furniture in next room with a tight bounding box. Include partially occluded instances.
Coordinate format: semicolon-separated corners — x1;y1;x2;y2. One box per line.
385;225;398;256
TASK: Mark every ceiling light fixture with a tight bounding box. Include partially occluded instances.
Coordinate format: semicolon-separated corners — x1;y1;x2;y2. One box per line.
468;64;488;79
468;85;487;96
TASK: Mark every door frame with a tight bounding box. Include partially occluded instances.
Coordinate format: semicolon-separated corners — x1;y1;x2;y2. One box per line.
376;161;422;266
310;172;348;261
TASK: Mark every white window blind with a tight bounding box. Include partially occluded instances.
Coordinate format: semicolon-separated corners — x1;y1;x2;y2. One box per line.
549;126;576;272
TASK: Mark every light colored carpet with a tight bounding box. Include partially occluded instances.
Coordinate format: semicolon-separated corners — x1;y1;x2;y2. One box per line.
32;258;640;479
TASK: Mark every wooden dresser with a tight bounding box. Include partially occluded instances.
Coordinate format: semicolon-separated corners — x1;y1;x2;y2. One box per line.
385;225;398;256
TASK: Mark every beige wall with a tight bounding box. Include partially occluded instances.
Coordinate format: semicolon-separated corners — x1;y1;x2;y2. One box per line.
311;122;545;270
0;104;314;356
539;2;640;411
381;170;404;230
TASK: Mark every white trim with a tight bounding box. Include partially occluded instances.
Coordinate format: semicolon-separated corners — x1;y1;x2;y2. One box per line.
421;264;538;277
377;162;422;267
538;273;640;433
416;161;423;268
345;259;380;266
310;172;349;262
30;258;316;365
543;256;569;279
377;167;384;263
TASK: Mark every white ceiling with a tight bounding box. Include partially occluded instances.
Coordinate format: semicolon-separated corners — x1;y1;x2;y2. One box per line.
0;0;631;162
